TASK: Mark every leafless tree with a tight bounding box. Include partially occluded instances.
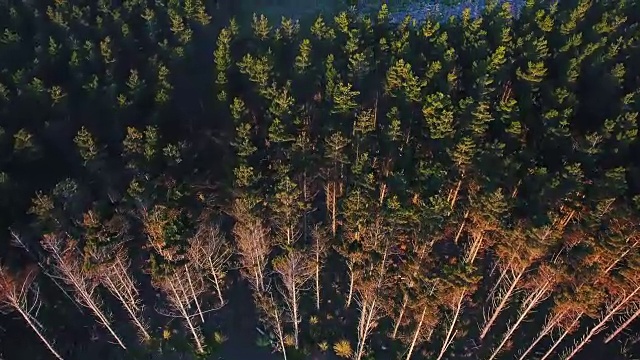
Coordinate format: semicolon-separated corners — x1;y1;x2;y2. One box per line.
435;287;466;360
310;225;329;310
153;266;208;354
273;250;313;349
0;266;63;360
354;280;382;360
487;266;556;360
188;222;231;306
257;293;288;360
97;248;151;342
233;203;271;295
402;293;438;360
40;234;127;349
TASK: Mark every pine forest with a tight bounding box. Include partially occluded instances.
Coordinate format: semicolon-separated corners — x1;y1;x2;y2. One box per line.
1;0;640;359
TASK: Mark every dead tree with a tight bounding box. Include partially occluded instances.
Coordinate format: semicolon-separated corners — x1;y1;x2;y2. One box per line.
486;268;555;360
233;205;271;295
257;293;288;360
40;234;126;349
517;308;571;360
562;280;640;360
154;266;208;354
479;263;526;340
605;303;640;343
0;266;64;360
273;250;313;349
403;294;438;360
188;223;231;306
354;281;382;360
311;225;329;311
435;288;466;360
99;249;151;342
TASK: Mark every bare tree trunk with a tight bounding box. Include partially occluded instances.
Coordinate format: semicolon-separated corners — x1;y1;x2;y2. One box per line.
563;284;640;360
292;280;300;349
315;257;321;311
346;264;355;308
273;305;288;360
436;291;465;360
453;210;469;244
405;305;427;360
487;281;551;360
517;310;568;360
355;296;379;360
539;315;582;360
465;231;484;264
392;294;408;339
208;258;225;305
169;279;205;353
604;241;638;274
449;178;463;209
479;267;525;340
185;265;205;323
102;274;151;341
15;307;64;360
604;305;640;343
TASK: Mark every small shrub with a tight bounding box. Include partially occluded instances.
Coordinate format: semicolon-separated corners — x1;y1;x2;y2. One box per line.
284;333;296;347
333;339;353;358
213;331;228;344
319;341;329;352
310;315;319;325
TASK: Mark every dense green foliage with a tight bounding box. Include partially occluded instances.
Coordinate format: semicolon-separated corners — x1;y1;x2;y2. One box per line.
1;0;640;359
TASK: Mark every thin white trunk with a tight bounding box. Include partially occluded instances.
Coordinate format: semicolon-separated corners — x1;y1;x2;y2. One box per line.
355;297;378;360
274;306;288;360
392;295;408;339
479;267;525;340
169;279;204;353
604;241;638;274
16;307;64;360
465;231;484;264
436;291;465;360
208;258;225;305
563;284;640;360
102;275;151;340
449;178;463;209
405;305;428;360
346;267;355;308
487;281;551;360
604;305;640;343
185;265;205;323
315;259;321;310
292;279;299;349
539;315;582;360
453;210;469;244
518;310;568;360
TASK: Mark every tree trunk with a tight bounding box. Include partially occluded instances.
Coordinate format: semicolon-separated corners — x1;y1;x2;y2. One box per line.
453;210;469;244
479;267;525;340
392;294;408;339
436;291;465;360
355;297;378;360
405;305;428;360
539;315;581;360
563;284;640;360
517;310;568;360
274;306;288;360
604;305;640;343
487;281;550;360
604;241;638;274
208;258;225;305
449;178;463;209
170;280;205;353
292;280;300;349
465;231;484;264
346;267;355;308
16;307;64;360
185;265;205;322
103;275;151;341
315;260;321;311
